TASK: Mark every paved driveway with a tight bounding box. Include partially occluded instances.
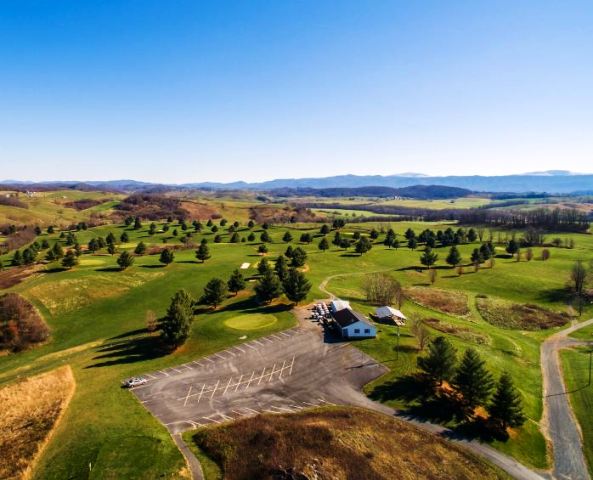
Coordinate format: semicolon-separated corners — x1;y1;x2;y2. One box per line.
132;320;387;434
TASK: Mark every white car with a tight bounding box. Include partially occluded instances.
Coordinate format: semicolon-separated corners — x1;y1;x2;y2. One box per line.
122;377;147;388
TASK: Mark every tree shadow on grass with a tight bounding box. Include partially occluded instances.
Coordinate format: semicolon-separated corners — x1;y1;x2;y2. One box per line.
108;328;148;340
86;333;169;368
44;267;68;273
95;266;122;272
140;264;166;269
538;287;571;303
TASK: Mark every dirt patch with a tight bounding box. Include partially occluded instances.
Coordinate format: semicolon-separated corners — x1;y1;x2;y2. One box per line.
405;287;470;316
423;318;489;345
476;296;569;330
63;199;104;210
0;366;75;480
188;406;508;480
0;265;42;289
179;201;219;220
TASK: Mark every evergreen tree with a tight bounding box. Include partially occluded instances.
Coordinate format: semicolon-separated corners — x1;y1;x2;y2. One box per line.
227;269;246;295
148;223;157;235
41;239;50;249
134;217;142;230
404;228;416;240
355;236;372;255
159;248;175;266
74;243;82;257
290;246;307;267
417;336;457;386
446;245;462;267
52;242;64;259
282;231;293;243
214;234;222;243
467;228;478;242
506;239;519;257
258;244;268;254
230;232;241;243
274;255;289;281
161;290;194;347
196;243;210;263
420;247;438;268
247;220;255;229
120;232;129;243
124;216;134;226
299;233;312;244
408;237;418;250
117;251;135;270
453;348;494;414
384;229;396;248
254;270;282;304
320;224;330;235
11;250;22;266
258;257;271;275
332;231;342;247
106;232;116;245
285;245;294;258
135;241;147;255
282;268;312;304
370;229;379;240
471;248;483;265
247;232;256;242
61;250;78;269
47;225;55;234
260;231;271;243
88;238;99;253
201;278;227;308
318;237;330;252
22;248;36;265
488;372;526;430
107;243;117;256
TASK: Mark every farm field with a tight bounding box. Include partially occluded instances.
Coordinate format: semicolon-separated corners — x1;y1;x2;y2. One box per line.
1;214;592;478
561;347;593;476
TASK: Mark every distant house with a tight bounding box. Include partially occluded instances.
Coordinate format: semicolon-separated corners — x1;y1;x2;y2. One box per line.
329;299;351;314
332;308;377;339
375;306;407;326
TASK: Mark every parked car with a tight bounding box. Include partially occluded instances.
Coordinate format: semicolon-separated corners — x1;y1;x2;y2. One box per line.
122;377;147;388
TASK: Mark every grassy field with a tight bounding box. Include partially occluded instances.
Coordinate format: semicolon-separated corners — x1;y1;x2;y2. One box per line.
183;406;511;480
1;217;592;477
561;347;593;476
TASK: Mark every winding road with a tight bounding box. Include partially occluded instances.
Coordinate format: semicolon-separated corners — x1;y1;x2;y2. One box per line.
541;318;593;480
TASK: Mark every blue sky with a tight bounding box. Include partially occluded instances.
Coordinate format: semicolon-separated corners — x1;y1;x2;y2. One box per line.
1;1;592;183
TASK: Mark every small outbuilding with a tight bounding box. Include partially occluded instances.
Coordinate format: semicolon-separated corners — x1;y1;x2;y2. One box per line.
375;306;407;326
332;308;377;339
329;299;351;314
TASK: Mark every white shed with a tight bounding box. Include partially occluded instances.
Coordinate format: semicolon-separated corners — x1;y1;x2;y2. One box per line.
375;306;407;326
329;299;351;313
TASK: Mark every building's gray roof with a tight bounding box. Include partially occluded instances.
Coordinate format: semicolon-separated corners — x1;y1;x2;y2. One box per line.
332;308;369;328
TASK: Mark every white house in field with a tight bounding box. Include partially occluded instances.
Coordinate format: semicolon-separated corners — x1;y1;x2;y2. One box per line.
375;306;407;326
332;308;377;339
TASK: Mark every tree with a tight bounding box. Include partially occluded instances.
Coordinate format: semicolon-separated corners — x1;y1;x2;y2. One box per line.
196;243;210;263
145;310;158;333
107;243;117;256
570;260;587;296
411;319;431;351
541;249;551;261
161;290;194;347
320;224;330;235
299;233;312;244
282;268;312;304
370;229;379;240
445;246;462;268
384;229;396;248
467;228;477;242
453;348;494;415
428;268;438;285
290;247;307;267
254;270;282;304
135;241;147;255
61;250;78;269
364;272;403;306
116;251;135;270
258;244;268;255
87;238;99;253
247;232;256;242
417;336;457;387
120;232;129;243
506;239;519;257
332;231;342;247
408;237;418;250
258;257;271;275
488;372;526;430
260;231;271;243
318;237;329;252
227;269;246;295
420;247;438;269
159;248;175;266
201;278;228;308
148;223;157;235
525;248;533;261
22;248;36;265
282;231;293;243
247;220;255;229
471;248;483;267
355;236;372;256
133;217;142;230
274;255;289;281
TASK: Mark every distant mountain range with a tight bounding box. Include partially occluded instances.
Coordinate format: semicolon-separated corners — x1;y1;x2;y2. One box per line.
1;171;593;194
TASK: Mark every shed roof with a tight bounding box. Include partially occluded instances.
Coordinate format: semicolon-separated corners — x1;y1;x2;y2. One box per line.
332;308;370;328
330;299;351;312
375;306;407;320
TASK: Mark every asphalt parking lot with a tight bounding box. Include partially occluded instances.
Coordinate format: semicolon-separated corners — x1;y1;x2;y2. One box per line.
131;310;388;433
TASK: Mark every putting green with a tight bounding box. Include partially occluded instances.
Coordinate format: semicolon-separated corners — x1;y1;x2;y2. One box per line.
225;313;277;331
79;258;106;266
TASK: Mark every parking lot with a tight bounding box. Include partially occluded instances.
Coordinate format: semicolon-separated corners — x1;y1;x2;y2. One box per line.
131;310;388;433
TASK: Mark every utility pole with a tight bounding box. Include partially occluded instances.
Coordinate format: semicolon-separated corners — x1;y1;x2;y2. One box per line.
588;349;592;387
396;324;400;361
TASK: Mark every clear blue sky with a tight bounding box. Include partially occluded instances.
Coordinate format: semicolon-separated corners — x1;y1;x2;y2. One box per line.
1;1;592;183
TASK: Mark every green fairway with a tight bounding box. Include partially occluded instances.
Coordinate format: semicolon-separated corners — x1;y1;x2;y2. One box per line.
1;218;593;477
561;347;593;476
224;312;278;330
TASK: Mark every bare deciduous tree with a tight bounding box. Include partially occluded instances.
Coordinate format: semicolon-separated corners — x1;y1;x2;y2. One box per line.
411;319;431;352
364;272;403;307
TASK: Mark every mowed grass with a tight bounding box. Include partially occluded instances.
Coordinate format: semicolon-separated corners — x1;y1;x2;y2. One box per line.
0;366;75;480
561;347;593;476
184;406;511;480
1;219;592;477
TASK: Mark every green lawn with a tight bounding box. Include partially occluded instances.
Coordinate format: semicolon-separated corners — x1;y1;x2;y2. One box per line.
561;347;593;476
1;219;593;477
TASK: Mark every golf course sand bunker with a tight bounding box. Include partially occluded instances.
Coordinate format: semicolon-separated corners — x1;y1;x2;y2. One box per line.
0;366;75;480
224;313;277;330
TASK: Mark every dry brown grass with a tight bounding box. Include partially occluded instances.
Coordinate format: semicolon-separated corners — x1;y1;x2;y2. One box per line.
476;296;569;330
0;366;76;480
189;407;509;480
405;286;470;316
0;265;42;289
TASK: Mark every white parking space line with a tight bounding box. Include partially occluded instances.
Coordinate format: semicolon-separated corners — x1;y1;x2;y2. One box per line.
192;360;203;366
262;337;275;344
214;353;227;361
252;340;264;347
210;380;220;399
268;364;277;383
257;367;266;385
196;383;206;404
270;405;294;413
234;346;245;354
204;357;215;363
242;407;260;415
245;370;256;389
183;386;193;407
144;373;157;379
271;334;283;340
244;343;258;350
171;367;184;374
289;355;295;375
158;370;170;376
280;332;291;337
223;349;236;357
279;360;286;380
234;374;243;392
219;413;233;421
222;377;233;396
203;415;221;424
182;364;193;371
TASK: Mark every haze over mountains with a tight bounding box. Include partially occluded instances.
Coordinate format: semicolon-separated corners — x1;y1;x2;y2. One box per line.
2;171;593;194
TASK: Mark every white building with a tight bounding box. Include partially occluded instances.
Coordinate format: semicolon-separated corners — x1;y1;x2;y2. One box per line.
329;299;351;313
375;306;407;326
332;308;377;339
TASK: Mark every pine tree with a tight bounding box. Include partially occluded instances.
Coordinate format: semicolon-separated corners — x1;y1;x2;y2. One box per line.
133;217;142;230
201;278;227;308
161;290;194;347
120;232;129;243
117;251;135;270
355;236;372;256
88;238;99;253
299;233;312;244
332;231;342;247
285;245;294;258
453;348;494;414
446;245;462;267
61;250;78;269
417;336;457;387
258;257;271;275
260;231;271;243
11;250;22;266
320;224;330;235
106;232;116;245
318;237;329;252
258;244;268;255
230;232;241;243
290;247;307;267
107;243;117;256
506;239;519;257
282;268;312;304
488;372;526;430
159;248;175;266
408;237;418;250
227;269;246;295
282;231;293;243
254;270;282;304
274;255;289;281
22;248;36;265
247;232;256;242
420;247;438;268
135;241;147;255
